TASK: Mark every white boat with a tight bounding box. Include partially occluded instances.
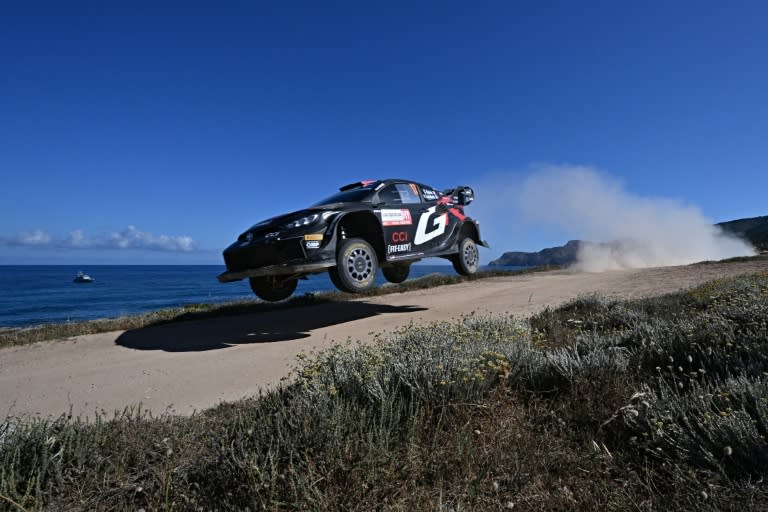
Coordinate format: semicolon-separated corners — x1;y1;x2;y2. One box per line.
73;271;95;283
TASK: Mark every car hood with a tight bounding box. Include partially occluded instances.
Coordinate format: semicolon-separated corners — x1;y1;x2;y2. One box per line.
244;206;335;233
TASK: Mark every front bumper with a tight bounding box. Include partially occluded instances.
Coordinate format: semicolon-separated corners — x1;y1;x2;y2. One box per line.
223;236;307;273
220;230;337;283
217;261;336;282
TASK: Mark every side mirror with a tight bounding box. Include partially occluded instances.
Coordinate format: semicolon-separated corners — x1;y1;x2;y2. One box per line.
457;187;474;206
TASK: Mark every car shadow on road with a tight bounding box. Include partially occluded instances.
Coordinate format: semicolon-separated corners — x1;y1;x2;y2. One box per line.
115;301;428;352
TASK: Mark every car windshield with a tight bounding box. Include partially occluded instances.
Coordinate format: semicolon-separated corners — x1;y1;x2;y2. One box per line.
312;187;376;206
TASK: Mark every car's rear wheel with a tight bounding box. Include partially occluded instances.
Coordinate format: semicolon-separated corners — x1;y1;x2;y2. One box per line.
330;238;378;293
249;276;298;302
452;237;479;275
382;264;410;284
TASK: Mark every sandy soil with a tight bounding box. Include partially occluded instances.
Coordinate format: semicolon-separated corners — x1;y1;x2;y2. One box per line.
2;259;767;420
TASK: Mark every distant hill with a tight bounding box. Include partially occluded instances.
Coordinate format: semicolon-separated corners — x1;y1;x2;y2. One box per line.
717;215;768;250
489;240;583;267
489;215;768;267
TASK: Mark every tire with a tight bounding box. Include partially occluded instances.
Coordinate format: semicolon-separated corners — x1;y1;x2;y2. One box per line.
382;264;410;284
452;237;479;276
249;276;298;302
329;238;378;293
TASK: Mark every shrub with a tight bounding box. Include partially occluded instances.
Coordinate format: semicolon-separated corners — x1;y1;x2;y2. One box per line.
3;271;768;510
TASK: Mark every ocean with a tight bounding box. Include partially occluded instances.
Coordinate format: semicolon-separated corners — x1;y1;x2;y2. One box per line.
0;265;509;328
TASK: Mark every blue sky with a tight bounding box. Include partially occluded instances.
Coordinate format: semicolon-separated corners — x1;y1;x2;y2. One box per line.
2;1;767;264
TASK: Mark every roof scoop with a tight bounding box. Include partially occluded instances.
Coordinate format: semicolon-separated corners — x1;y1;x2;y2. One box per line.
339;180;377;191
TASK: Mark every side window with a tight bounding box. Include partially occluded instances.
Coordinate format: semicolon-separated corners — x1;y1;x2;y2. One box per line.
399;183;422;204
377;185;401;204
378;184;422;205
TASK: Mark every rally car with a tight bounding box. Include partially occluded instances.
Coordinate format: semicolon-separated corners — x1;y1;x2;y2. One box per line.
218;179;489;301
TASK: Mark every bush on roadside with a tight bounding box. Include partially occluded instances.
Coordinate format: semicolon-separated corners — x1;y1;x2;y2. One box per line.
2;272;768;510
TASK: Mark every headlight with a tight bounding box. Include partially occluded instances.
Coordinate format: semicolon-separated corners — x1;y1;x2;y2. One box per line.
284;214;320;230
283;211;335;230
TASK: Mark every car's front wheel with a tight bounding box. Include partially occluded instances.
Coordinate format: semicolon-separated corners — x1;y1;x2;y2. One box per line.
249;276;298;302
329;238;378;293
382;264;410;284
452;237;479;275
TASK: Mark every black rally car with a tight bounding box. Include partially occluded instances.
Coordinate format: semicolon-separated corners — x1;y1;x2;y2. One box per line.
218;179;489;301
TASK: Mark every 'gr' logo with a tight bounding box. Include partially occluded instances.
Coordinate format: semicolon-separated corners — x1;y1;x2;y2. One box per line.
414;206;447;245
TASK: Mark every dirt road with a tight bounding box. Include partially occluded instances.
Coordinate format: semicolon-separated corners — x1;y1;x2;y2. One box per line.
2;259;766;419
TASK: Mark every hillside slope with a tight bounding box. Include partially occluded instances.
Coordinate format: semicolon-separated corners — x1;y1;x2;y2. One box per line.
718;215;768;250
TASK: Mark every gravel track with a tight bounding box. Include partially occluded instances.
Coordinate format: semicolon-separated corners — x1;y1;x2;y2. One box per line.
2;259;766;419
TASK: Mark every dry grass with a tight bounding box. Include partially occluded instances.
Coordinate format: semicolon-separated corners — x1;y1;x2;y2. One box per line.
2;271;768;510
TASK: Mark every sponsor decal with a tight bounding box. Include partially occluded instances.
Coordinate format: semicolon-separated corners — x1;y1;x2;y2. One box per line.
388;243;412;254
436;196;467;221
449;207;466;221
414;206;448;245
422;188;439;201
381;209;413;226
304;233;324;241
305;240;321;249
391;231;409;243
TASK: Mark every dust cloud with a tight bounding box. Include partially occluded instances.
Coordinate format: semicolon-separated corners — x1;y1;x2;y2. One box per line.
474;165;755;272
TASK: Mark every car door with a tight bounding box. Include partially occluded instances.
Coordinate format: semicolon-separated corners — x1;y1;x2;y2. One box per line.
375;183;422;261
376;182;455;261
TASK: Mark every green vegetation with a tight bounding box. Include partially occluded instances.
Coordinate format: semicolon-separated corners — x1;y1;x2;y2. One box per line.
0;267;557;349
2;271;768;510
